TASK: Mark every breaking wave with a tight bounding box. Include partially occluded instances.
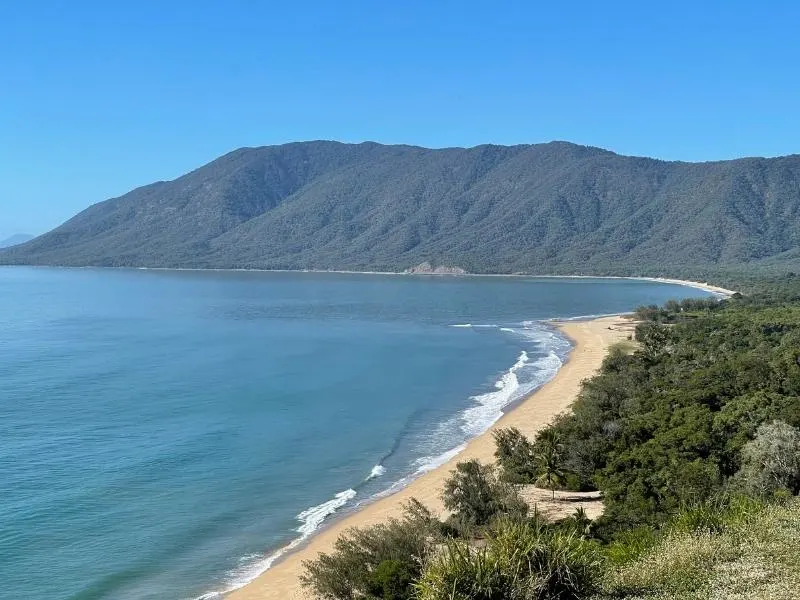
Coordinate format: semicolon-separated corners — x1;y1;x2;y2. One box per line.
366;464;386;480
196;489;357;598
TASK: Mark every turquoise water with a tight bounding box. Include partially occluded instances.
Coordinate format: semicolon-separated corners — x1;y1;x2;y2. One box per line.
0;268;712;600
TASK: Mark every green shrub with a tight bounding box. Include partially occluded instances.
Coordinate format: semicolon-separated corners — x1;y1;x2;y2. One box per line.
415;541;515;600
734;420;800;497
671;503;727;534
442;460;528;533
493;427;536;483
367;559;416;599
604;526;659;566
416;519;601;600
301;499;436;600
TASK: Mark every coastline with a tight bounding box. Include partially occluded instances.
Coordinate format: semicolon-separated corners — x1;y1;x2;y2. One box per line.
224;315;633;600
1;265;739;297
635;277;735;297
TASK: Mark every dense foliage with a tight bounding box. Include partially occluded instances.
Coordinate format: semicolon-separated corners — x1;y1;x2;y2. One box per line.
532;295;800;530
441;459;528;533
417;519;601;600
4;141;800;275
300;500;436;600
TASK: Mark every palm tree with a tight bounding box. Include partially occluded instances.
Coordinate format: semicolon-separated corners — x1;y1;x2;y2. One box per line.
571;506;592;536
534;431;565;500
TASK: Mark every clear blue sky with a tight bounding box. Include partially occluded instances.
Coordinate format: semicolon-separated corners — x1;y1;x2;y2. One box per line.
2;1;800;238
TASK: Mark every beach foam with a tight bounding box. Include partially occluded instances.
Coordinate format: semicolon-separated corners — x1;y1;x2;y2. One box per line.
550;312;625;322
364;443;469;503
412;444;468;476
456;322;571;438
296;489;357;537
460;350;528;436
199;489;358;598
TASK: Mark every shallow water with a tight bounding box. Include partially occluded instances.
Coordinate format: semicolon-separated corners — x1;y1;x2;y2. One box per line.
0;268;711;599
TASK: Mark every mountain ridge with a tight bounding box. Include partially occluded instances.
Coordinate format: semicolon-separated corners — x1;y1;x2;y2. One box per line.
0;234;35;249
3;140;800;276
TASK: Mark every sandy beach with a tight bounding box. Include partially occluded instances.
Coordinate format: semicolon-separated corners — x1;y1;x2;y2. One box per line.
227;314;633;600
639;277;736;297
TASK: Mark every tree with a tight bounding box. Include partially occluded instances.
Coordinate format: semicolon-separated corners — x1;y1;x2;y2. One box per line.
301;499;436;600
441;460;528;532
568;507;593;537
635;321;669;360
534;430;565;499
735;420;800;497
493;427;536;483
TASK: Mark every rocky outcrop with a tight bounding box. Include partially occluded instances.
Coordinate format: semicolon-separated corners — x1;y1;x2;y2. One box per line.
404;262;467;275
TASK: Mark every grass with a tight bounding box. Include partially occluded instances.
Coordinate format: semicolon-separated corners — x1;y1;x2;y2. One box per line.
594;498;800;600
416;518;602;600
607;340;638;355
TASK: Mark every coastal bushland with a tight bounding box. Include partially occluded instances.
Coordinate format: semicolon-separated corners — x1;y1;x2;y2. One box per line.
440;459;529;535
302;277;800;599
300;499;436;600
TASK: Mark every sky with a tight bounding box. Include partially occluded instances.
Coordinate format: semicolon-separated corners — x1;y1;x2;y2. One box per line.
2;1;800;238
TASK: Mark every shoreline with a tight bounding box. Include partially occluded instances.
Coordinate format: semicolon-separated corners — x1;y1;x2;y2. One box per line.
0;264;738;297
224;315;634;600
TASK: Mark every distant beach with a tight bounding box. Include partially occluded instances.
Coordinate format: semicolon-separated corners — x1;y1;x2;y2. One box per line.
225;315;633;600
58;264;739;298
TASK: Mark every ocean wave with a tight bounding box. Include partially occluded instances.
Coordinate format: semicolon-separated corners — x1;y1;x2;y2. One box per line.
361;443;469;504
411;444;468;476
450;323;498;328
296;489;357;537
460;350;527;437
461;349;563;437
197;488;357;599
366;464;386;480
455;320;571;438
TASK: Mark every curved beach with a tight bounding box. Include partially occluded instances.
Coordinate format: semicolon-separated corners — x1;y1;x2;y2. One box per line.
226;314;632;600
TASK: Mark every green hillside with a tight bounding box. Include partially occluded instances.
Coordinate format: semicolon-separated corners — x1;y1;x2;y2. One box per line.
3;141;800;275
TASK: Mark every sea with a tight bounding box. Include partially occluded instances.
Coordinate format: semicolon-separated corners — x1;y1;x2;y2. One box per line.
0;268;714;600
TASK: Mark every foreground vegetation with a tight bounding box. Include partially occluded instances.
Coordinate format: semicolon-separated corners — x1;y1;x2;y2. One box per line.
302;278;800;599
596;498;800;600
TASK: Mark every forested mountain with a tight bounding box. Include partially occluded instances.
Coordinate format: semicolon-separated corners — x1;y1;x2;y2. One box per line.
3;141;800;275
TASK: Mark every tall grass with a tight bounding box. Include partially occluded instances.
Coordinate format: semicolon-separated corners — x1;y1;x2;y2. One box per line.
595;498;800;600
416;518;601;600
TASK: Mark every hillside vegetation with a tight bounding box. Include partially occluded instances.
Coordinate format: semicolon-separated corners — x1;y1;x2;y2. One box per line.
3;141;800;274
300;278;800;600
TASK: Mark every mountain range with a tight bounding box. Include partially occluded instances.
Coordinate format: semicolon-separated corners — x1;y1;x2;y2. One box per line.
2;141;800;276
